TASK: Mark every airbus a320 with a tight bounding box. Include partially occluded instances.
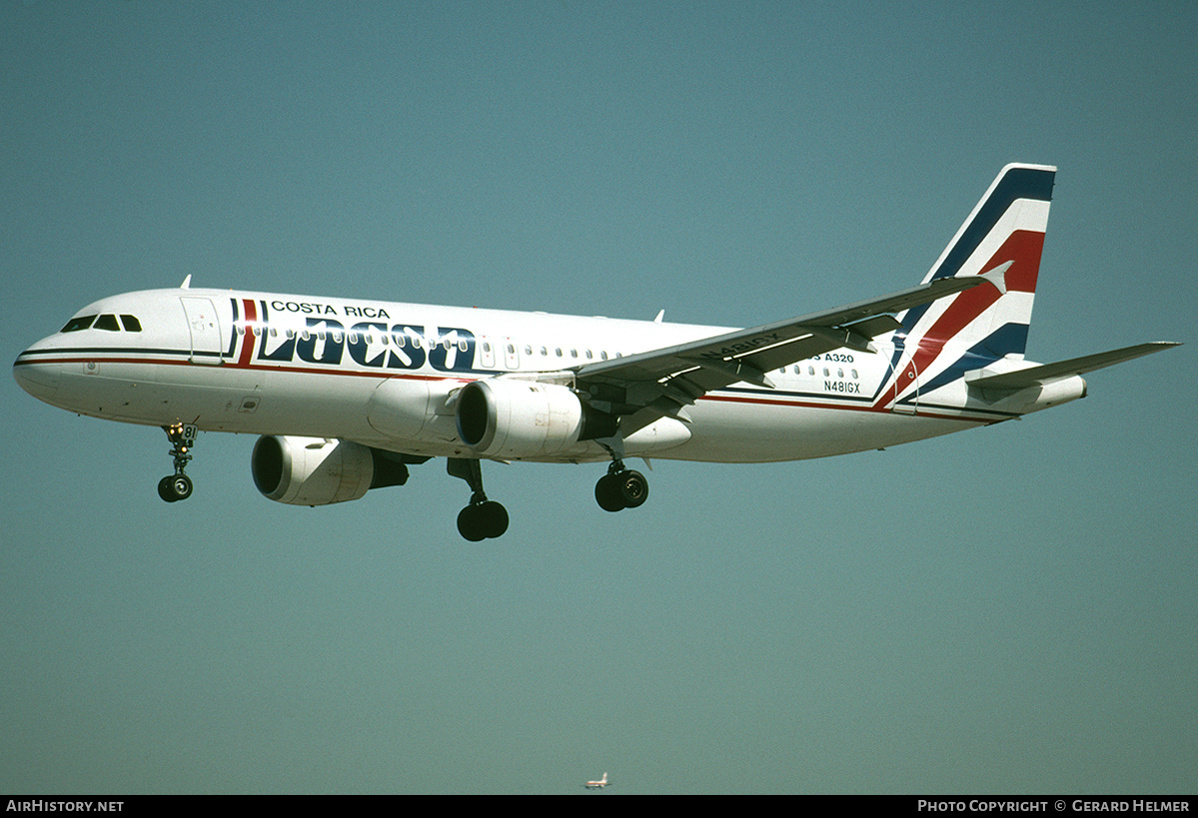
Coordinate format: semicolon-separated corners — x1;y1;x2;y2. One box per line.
13;164;1178;540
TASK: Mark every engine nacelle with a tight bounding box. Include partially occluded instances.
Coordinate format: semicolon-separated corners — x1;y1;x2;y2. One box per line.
251;435;408;506
455;379;616;460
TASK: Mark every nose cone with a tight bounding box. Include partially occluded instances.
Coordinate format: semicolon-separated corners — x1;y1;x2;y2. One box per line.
13;346;62;403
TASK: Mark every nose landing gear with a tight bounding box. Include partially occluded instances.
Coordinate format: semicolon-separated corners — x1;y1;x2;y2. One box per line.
158;422;197;503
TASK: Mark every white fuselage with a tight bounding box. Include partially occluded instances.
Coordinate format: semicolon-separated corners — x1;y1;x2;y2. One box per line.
14;287;1067;465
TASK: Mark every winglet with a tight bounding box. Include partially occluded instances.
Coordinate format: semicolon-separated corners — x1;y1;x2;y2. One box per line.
977;260;1013;295
180;274;192;289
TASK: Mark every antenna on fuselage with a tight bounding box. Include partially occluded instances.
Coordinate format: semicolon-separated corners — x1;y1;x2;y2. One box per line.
179;275;192;289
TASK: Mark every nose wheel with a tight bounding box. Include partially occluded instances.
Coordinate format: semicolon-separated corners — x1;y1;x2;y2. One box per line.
595;460;649;512
158;422;198;503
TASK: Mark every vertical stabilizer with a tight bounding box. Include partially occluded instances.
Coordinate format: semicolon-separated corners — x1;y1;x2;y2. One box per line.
878;164;1056;408
906;163;1055;356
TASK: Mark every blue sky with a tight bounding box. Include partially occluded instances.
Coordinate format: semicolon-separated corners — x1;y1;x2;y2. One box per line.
2;1;1194;795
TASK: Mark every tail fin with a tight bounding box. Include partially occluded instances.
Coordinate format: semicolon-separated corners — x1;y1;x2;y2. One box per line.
898;163;1055;360
881;165;1055;406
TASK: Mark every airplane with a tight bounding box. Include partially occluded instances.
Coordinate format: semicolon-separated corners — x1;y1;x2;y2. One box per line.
13;163;1179;541
585;772;609;789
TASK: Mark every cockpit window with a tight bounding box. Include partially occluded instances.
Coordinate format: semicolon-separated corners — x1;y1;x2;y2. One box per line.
93;314;121;331
59;313;142;333
61;315;97;333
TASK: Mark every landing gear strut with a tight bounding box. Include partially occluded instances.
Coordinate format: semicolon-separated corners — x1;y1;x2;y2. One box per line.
594;459;649;512
158;422;197;503
447;458;509;541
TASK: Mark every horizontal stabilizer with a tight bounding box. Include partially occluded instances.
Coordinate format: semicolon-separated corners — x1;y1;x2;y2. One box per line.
966;342;1180;390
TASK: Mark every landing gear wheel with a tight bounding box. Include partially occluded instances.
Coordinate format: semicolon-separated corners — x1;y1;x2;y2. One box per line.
158;476;178;503
170;473;194;501
457;505;486;541
479;500;509;538
595;474;625;512
594;464;649;512
616;469;648;509
457;500;509;541
158;473;193;503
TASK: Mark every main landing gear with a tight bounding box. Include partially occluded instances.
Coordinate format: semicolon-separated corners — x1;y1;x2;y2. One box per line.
446;452;647;540
594;459;649;513
448;458;509;542
158;422;197;503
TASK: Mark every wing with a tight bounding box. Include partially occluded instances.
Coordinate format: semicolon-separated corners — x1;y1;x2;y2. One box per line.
572;267;1007;432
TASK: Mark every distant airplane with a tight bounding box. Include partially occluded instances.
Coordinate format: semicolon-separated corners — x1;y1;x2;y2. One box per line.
13;164;1178;540
585;772;609;789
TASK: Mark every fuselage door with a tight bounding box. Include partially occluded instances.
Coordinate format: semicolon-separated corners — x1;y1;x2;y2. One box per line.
502;338;520;371
889;354;919;414
180;297;223;365
477;336;497;369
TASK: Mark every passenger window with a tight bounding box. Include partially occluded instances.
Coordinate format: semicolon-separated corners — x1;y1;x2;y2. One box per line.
120;315;142;332
61;315;97;333
93;314;120;331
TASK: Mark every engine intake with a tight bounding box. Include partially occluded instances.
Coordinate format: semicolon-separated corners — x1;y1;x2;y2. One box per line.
456;379;616;459
251;435;409;506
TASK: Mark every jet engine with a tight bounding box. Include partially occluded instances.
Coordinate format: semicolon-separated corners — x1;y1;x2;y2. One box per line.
251;435;409;506
455;379;617;460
